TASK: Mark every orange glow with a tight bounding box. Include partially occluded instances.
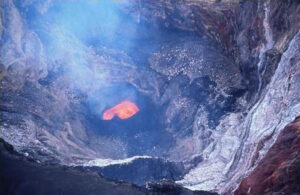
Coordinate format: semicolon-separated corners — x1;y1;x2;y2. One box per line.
102;100;139;120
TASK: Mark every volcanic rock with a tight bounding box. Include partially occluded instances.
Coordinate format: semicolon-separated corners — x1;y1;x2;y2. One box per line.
235;117;300;194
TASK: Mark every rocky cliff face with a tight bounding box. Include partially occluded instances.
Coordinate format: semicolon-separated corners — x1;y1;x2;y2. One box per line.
1;0;299;194
173;1;300;193
234;117;300;194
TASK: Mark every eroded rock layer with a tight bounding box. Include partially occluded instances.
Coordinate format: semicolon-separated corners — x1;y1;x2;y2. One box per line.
235;117;300;194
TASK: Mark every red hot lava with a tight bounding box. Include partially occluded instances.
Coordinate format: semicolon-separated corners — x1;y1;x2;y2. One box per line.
102;100;139;120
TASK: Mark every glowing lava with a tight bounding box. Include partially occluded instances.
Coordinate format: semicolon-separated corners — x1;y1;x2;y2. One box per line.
102;100;139;120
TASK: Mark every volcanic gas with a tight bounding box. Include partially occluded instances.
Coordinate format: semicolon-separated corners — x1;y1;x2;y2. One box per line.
102;100;139;120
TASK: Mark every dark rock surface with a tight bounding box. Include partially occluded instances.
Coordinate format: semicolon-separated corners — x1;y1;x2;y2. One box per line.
235;116;300;195
0;139;216;195
146;179;218;195
0;138;146;195
81;157;185;186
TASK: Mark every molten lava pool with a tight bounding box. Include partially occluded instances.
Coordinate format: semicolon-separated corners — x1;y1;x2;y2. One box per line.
102;100;139;120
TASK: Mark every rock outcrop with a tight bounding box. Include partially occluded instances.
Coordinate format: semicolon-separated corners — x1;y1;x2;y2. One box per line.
80;156;185;186
235;117;300;194
0;138;215;195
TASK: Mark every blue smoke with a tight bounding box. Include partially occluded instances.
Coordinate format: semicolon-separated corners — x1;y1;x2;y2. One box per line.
16;0;135;87
34;0;121;45
1;0;165;116
20;0;120;42
19;0;151;56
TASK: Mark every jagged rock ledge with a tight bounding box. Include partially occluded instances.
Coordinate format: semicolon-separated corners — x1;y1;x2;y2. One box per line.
77;156;185;186
0;138;217;195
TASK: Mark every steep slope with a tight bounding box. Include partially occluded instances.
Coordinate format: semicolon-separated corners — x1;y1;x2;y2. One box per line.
235;117;300;194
